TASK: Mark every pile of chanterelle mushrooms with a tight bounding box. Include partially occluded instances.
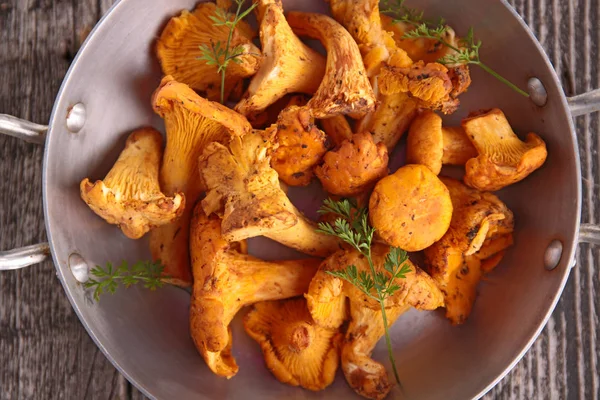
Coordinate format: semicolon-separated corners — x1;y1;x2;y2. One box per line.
79;0;548;398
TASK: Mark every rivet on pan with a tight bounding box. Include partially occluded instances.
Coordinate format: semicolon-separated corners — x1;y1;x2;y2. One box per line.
528;77;548;107
544;239;563;271
66;103;86;133
68;252;90;283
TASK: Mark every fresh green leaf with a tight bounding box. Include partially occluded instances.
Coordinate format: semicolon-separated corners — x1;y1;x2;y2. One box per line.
396;263;412;279
83;260;167;301
317;197;355;218
196;0;257;103
380;0;424;25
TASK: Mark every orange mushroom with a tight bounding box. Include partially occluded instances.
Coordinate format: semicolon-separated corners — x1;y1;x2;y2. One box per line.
461;108;548;191
189;204;320;378
406;110;477;174
244;298;342;391
287;11;376;119
270;105;330;186
306;245;444;399
369;164;453;251
315;132;389;197
80;128;185;239
149;76;251;286
234;0;326;116
319;115;354;147
200;128;340;257
424;177;514;324
156;2;260;102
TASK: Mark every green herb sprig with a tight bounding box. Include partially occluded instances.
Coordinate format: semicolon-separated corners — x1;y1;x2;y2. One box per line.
381;0;530;97
198;0;257;104
380;0;445;27
316;198;411;386
84;260;167;301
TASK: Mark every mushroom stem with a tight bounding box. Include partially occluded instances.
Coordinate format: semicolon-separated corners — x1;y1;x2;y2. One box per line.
222;255;320;305
441;126;478;165
191;252;319;356
234;0;326;115
319;115;353;147
100;129;162;196
342;302;410;400
287;12;376;119
150;76;251;287
189;205;321;378
283;322;313;353
366;91;418;151
200;128;341;258
263;216;341;257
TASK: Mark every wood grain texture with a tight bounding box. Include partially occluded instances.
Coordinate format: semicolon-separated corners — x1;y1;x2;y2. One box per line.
488;1;600;400
0;1;128;399
0;0;598;399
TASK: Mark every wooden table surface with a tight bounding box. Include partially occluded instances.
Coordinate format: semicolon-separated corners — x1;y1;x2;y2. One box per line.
1;0;598;399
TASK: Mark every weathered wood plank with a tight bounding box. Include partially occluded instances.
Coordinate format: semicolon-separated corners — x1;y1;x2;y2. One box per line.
0;0;127;399
1;0;599;400
488;1;600;400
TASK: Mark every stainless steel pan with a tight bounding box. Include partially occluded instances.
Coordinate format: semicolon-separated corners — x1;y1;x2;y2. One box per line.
2;0;600;399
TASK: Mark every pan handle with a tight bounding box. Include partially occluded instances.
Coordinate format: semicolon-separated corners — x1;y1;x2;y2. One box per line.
568;89;600;117
579;224;600;245
0;114;50;270
0;114;48;144
567;91;600;246
0;244;51;271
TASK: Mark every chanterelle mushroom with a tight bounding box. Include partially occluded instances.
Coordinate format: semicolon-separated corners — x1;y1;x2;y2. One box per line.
326;0;390;77
189;204;320;378
270;105;330;186
379;60;460;114
149;75;252;287
424;177;514;325
380;14;471;91
315;132;389;197
369;164;453;252
324;0;419;151
343;304;408;400
246;94;308;129
199;128;341;257
441;126;479;165
156;2;260;102
244;298;342;391
287;12;376;119
406;110;477;174
461;108;548;191
324;0;419;152
318;114;353;147
234;0;326;116
306;246;444;399
380;14;450;64
80;128;185;239
380;15;472;100
355;90;418;152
